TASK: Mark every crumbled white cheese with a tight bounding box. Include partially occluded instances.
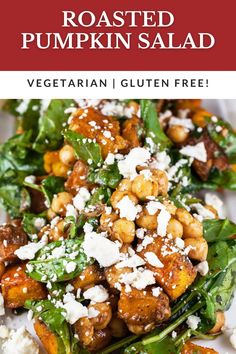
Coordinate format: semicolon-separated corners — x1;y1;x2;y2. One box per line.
116;254;145;269
63;300;88;325
140;169;152;180
14;239;47;260
205;193;224;218
120;269;156;290
24;175;36;184
175;237;185;250
169;117;195;131
76;99;101;109
66;204;78;219
195;261;209;276
65;261;77;273
116;196;141;221
2;327;39;354
105;153;115;165
150;151;171;171
180;142;207;162
145;252;164;268
73;187;90;211
16;100;31;114
186;315;201;330
118;147;151;179
157;208;171;237
83;285;109;303
136;228;145;239
191;203;215;220
88;307;100;318
146;201;164;215
152;287;162;297
82;232;120;267
0;293;5;316
33;217;46;231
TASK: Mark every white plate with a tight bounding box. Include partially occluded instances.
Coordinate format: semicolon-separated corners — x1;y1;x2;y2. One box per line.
0;100;236;353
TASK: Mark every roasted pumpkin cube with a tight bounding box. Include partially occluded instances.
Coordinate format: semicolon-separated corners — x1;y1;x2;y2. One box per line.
69;107;128;158
138;235;197;300
118;287;170;334
122;116;142;149
0;224;27;263
181;342;218;354
71;264;105;290
34;320;60;354
1;264;47;308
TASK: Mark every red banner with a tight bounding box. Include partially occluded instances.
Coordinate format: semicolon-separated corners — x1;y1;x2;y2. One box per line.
0;0;235;70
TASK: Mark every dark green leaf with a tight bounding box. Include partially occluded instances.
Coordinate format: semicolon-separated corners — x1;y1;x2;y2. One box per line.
207;240;236;273
22;212;47;237
41;175;65;204
0;185;30;218
140;99;172;150
203;219;236;242
88;163;121;188
63;130;103;168
208;120;236;163
27;239;93;282
33;99;75;153
25;299;71;354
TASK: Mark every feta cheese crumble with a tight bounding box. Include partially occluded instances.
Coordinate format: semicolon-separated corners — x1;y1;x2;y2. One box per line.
118;147;151;179
116;196;141;221
186;315;201;330
83;285;109;303
2;327;39;354
180;142;207;162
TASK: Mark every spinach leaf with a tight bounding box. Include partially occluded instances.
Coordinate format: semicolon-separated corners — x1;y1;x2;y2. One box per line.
88;186;112;205
0;185;30;218
207;240;236;273
140;99;172;150
63;130;103;168
209;169;236;190
209;262;236;311
33;99;75;153
3;99;41;135
88;163;122;188
208;120;236;163
25;299;71;354
22;212;47;237
27;239;93;282
41;175;65;204
124;337;177;354
203;219;236;242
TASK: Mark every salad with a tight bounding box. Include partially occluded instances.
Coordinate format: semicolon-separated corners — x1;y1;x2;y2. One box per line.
0;99;236;354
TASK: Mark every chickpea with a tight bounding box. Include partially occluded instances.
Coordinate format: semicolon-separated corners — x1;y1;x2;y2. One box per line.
49;220;67;241
89;303;112;330
131;174;158;200
44;151;59;173
59;145;76;166
87;328;111;352
109;315;128;338
127;323;155;335
163;200;177;215
184;237;208;261
110;191;138;210
112;218;135;243
0;262;5;278
51;192;73;215
117;179;132;192
136;208;157;230
166;218;183;238
52;161;69;178
176;208;193;226
75;318;94;346
182;219;203;239
209;311;225;334
167;125;189;144
105;266;132;289
47;208;56;221
100;213;119;233
152;169;168;196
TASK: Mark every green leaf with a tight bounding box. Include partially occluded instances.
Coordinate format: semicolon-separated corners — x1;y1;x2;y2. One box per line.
41;175;65;204
33;99;75;153
25;300;71;354
0;185;30;218
27;239;93;282
88;163;122;188
22;212;47;237
88;186;112;205
63;130;103;168
208;119;236;164
203;219;236;242
209;169;236;190
207;240;236;273
124;337;177;354
140;99;172;150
